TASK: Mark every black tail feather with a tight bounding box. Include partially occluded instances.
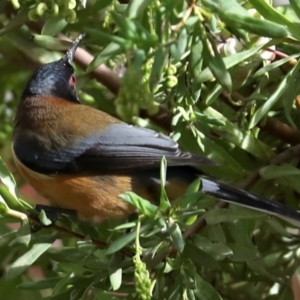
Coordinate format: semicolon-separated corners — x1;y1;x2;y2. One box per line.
201;177;300;225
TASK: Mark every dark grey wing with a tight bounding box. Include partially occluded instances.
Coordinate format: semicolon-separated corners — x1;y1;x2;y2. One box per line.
73;124;215;173
13;123;215;174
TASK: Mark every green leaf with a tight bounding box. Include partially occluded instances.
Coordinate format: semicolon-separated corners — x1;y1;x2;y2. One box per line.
86;28;130;49
168;222;185;252
190;36;203;91
127;0;152;18
193;236;232;260
93;289;118;300
41;16;67;36
0;10;28;36
0;156;18;201
0;194;9;213
109;267;122;291
203;224;227;244
10;218;31;246
248;0;300;40
17;278;61;290
276;175;300;194
200;29;232;91
112;12;134;35
248;258;282;282
106;231;136;255
219;12;288;38
198;43;266;84
149;47;167;91
204;84;223;106
114;222;136;231
203;0;249;15
176;192;214;209
160;157;171;211
87;42;122;73
38;209;53;226
260;164;300;180
32;35;70;51
248;0;300;39
253;54;300;78
184;242;220;269
194;274;223;300
7;240;54;279
170;28;188;61
194;112;225;126
47;246;95;263
227;243;260;262
204;207;266;224
201;138;245;174
228;219;256;246
52;270;74;296
119;192;157;217
266;218;291;237
248;0;292;25
185;178;201;195
290;0;300;20
93;0;112;10
249;57;300;128
203;107;273;160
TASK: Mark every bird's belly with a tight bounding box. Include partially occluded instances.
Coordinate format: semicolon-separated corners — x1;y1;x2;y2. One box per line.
31;174;137;219
12;153;144;219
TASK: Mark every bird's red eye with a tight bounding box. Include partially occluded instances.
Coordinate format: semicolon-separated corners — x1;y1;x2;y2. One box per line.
70;75;76;85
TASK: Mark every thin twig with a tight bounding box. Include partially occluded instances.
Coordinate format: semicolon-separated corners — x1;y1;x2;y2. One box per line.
27;214;133;257
171;3;194;32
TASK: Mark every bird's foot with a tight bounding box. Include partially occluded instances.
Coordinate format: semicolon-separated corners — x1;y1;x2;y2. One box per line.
30;204;77;232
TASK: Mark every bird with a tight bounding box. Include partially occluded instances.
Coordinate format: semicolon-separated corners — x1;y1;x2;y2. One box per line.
11;34;300;226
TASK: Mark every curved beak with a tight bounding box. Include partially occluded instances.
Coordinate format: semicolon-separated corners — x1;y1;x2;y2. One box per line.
63;33;86;64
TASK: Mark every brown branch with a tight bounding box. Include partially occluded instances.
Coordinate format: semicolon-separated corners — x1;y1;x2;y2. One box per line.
266;47;297;65
171;4;194;32
260;117;300;145
73;47;121;95
27;214;133;257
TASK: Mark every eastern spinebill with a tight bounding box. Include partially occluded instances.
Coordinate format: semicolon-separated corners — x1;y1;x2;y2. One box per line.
11;34;300;226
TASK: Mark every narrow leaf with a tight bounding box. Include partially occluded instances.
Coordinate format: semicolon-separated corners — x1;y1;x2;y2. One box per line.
249;58;300;128
260;164;300;180
219;12;288;38
204;208;265;224
127;0;153;18
194;274;223;300
7;241;54;279
42;16;67;36
201;30;232;91
0;10;28;36
290;0;300;20
198;43;266;84
87;42;122;72
106;231;136;255
0;157;18;201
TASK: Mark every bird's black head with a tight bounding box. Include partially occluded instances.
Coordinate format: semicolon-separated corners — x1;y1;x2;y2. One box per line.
22;34;85;103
